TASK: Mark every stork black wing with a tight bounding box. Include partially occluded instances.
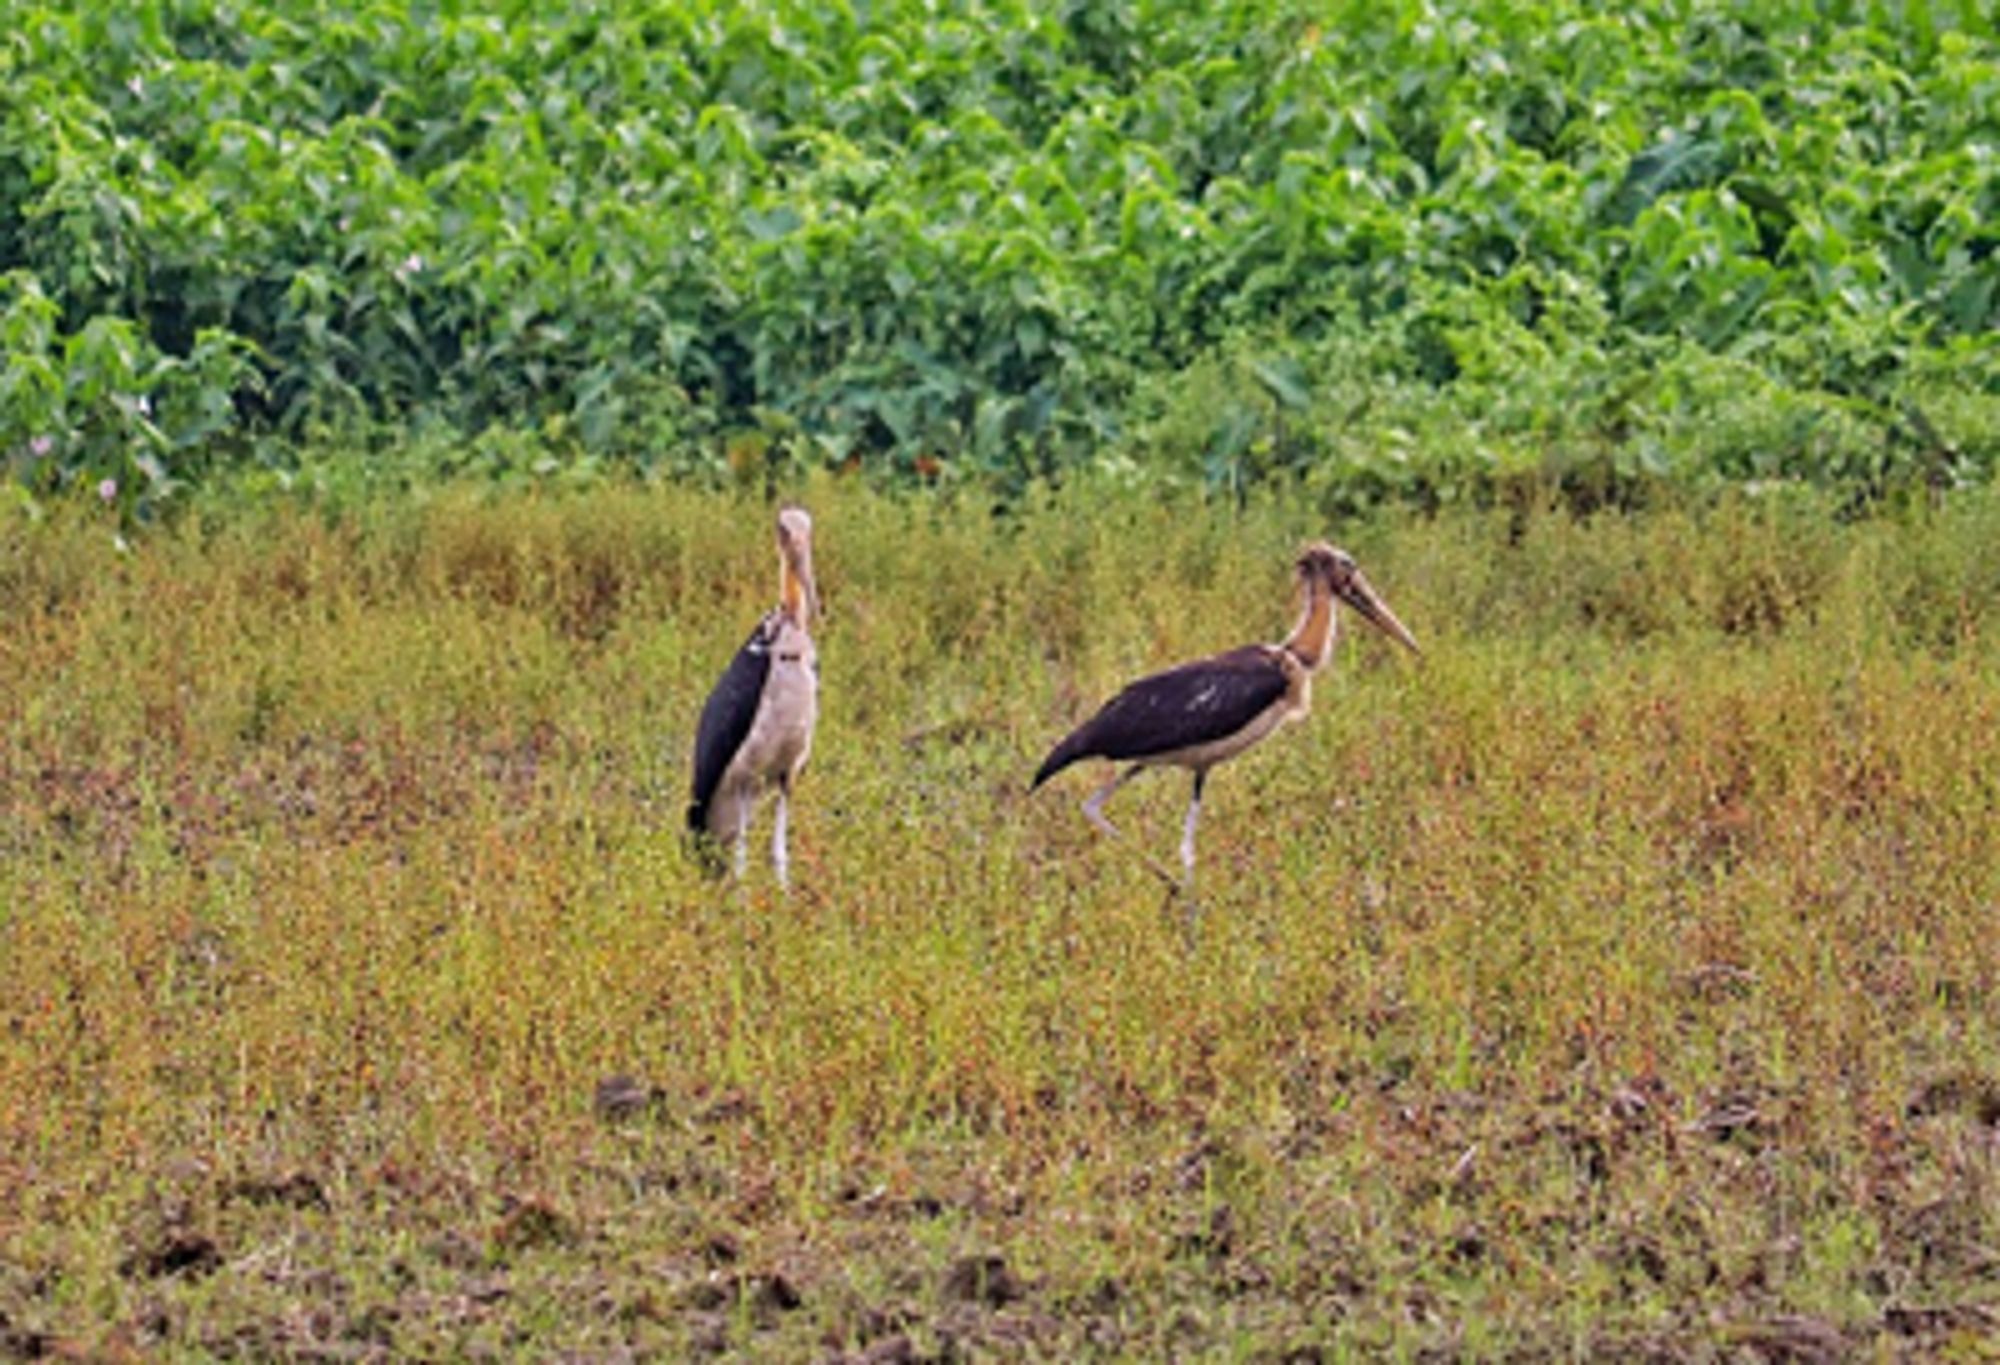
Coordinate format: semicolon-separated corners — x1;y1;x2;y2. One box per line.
1032;646;1287;787
688;615;774;835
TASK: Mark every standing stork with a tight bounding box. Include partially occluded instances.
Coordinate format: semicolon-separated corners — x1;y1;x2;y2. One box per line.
688;506;819;888
1031;543;1417;891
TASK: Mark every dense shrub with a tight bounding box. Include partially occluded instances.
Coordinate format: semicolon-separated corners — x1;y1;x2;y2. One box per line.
1;1;1996;510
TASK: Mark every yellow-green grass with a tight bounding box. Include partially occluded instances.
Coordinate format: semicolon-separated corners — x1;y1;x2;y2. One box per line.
4;481;2000;1358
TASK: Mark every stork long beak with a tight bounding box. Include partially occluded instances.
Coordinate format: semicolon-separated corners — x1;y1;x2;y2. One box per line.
1341;573;1420;654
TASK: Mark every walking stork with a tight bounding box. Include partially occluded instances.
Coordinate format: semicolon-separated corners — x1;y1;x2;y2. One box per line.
1031;543;1417;891
688;506;819;888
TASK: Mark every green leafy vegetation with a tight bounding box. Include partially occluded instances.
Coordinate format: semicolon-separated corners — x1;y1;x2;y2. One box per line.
5;481;2000;1355
3;1;1997;512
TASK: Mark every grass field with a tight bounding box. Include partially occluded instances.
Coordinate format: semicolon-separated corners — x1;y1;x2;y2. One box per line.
5;480;2000;1358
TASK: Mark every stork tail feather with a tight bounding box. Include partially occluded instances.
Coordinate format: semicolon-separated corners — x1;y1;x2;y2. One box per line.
1031;733;1089;791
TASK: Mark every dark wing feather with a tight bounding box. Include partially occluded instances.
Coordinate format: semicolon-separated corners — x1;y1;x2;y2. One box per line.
688;616;774;834
1032;646;1287;787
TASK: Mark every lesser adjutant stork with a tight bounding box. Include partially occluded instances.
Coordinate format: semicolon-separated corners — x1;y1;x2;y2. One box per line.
1031;543;1417;890
688;506;820;888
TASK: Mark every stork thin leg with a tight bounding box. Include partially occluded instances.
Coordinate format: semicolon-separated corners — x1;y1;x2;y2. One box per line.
771;778;791;892
1081;763;1183;892
732;793;751;881
1082;763;1144;839
1179;770;1207;886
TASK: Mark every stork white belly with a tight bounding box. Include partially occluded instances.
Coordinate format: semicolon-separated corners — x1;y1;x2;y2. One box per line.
725;621;818;788
1147;684;1307;772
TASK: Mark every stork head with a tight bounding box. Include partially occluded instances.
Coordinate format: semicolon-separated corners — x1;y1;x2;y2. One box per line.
776;505;818;623
1297;543;1419;654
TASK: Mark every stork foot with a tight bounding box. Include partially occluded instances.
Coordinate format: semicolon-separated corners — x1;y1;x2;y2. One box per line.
1090;812;1177;892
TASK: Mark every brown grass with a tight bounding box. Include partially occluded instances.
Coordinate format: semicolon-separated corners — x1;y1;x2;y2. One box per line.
3;480;2000;1357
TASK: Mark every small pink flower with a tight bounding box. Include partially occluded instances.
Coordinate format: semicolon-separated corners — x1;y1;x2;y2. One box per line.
29;434;53;458
98;478;118;503
394;252;423;282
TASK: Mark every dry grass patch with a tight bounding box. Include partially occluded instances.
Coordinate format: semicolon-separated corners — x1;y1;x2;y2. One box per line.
4;481;2000;1357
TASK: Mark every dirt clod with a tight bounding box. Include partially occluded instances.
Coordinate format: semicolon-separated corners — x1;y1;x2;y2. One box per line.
491;1197;570;1254
943;1254;1026;1309
685;1271;803;1321
1907;1072;2000;1125
593;1074;662;1123
855;1333;915;1364
229;1171;329;1210
1172;1204;1236;1261
1731;1313;1848;1363
121;1232;220;1281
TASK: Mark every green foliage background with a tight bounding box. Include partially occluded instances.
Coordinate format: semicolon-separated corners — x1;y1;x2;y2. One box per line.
2;0;1997;511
